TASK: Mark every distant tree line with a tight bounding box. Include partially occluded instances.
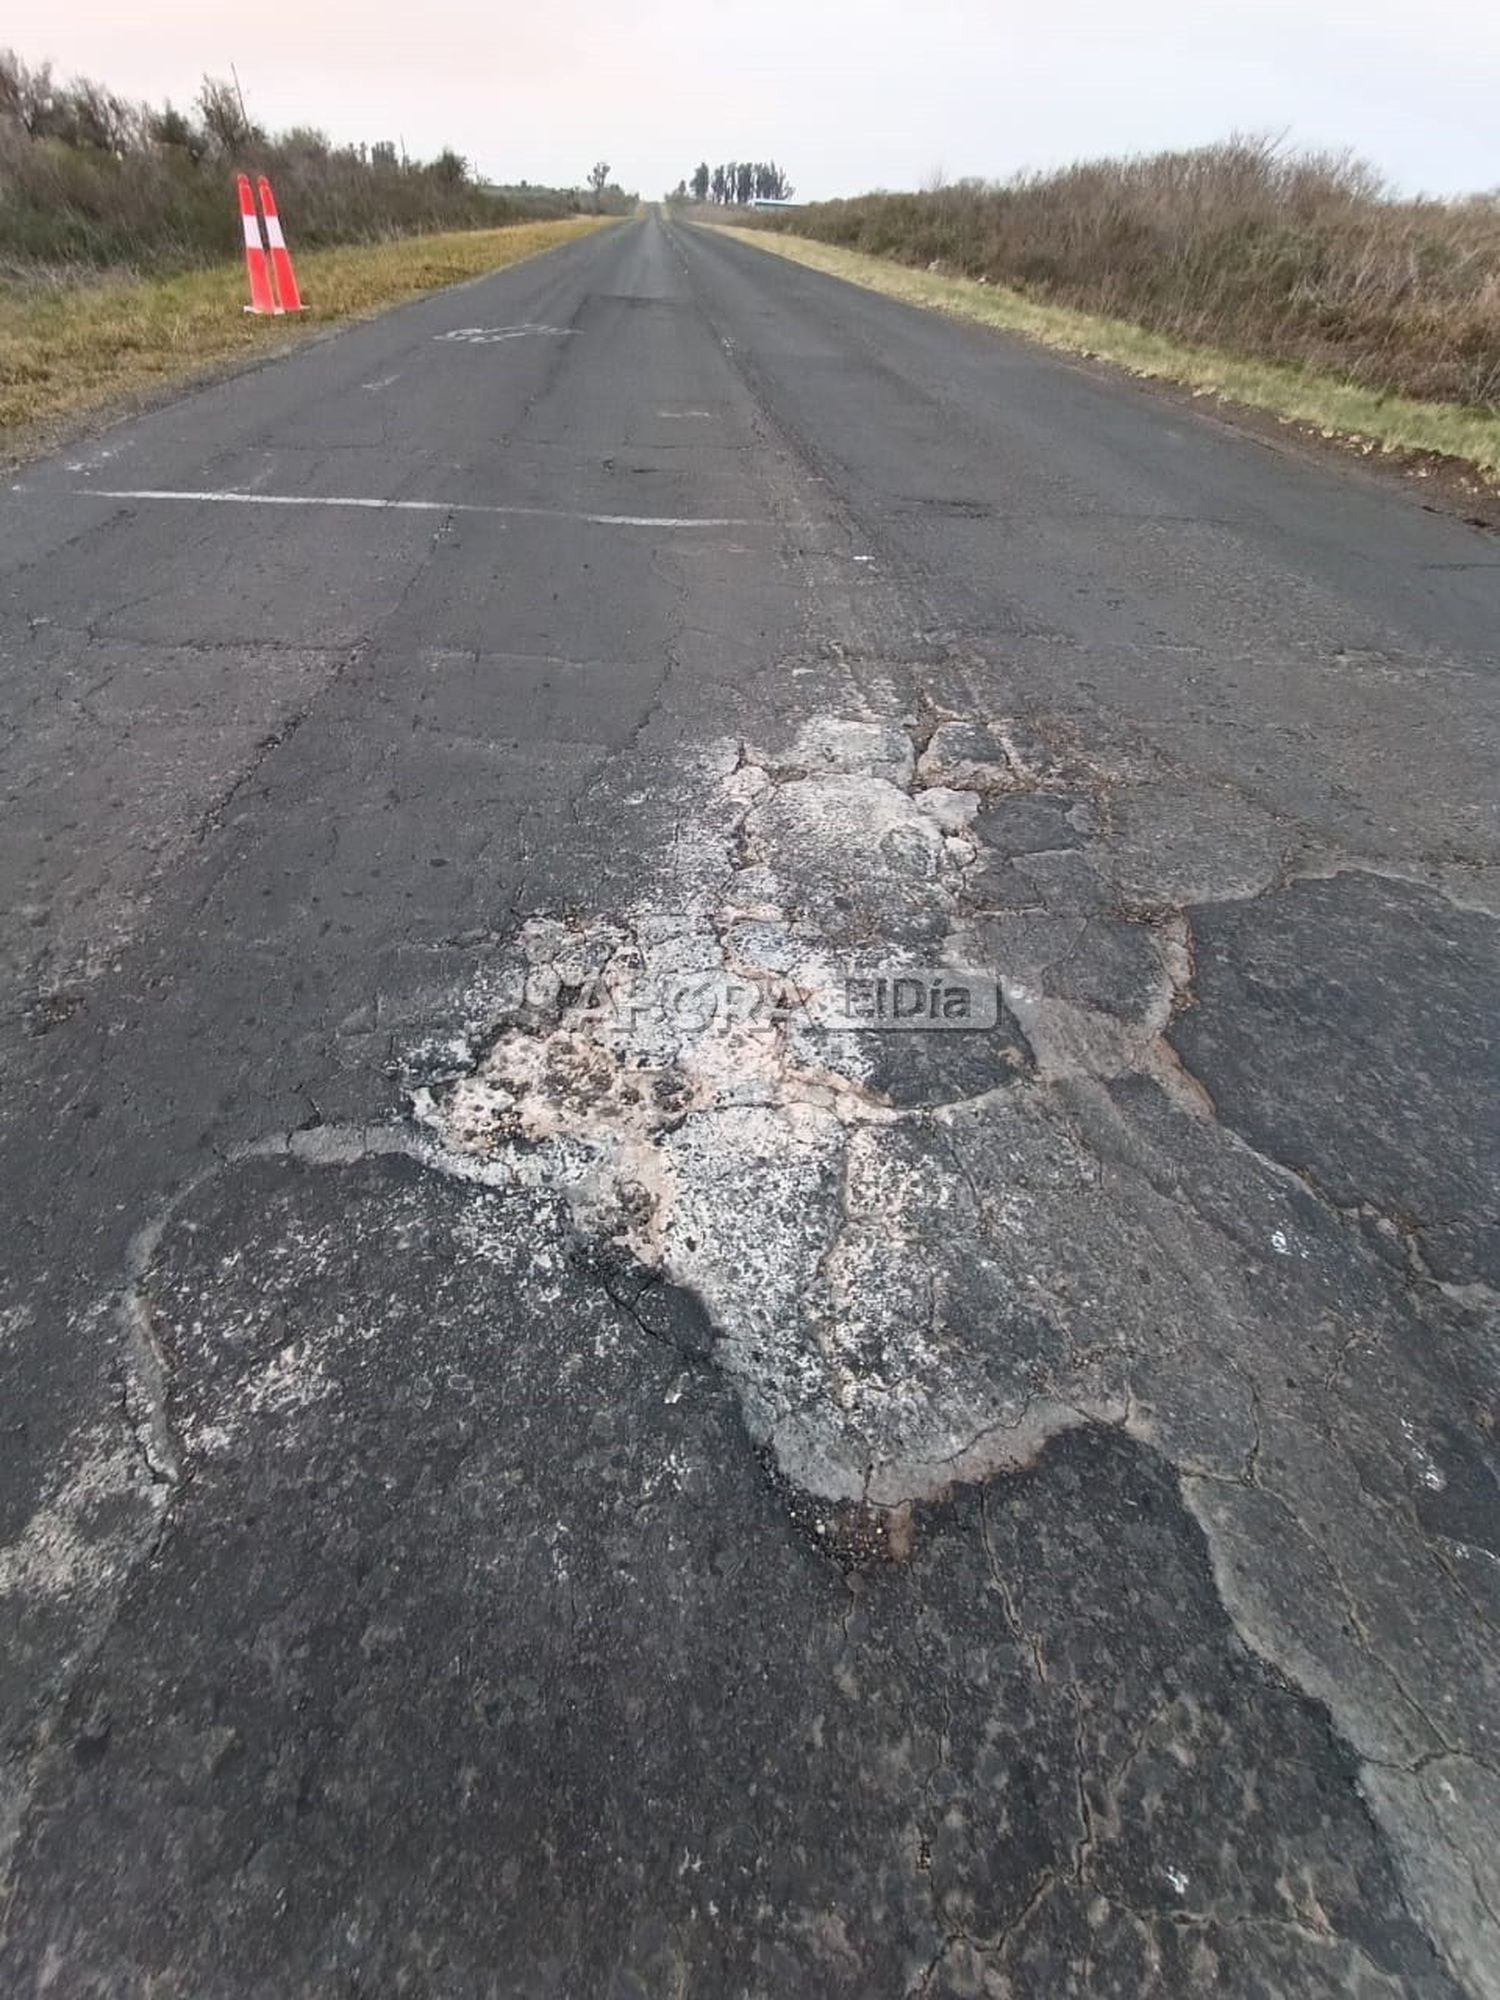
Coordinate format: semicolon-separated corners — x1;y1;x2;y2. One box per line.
671;161;795;206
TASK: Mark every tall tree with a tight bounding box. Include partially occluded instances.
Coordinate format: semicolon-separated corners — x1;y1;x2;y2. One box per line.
196;75;256;154
691;160;710;202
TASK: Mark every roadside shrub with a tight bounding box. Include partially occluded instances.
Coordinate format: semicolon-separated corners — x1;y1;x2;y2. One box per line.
0;49;580;277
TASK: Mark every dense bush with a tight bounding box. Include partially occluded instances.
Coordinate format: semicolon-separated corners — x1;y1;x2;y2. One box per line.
0;51;580;276
745;141;1500;411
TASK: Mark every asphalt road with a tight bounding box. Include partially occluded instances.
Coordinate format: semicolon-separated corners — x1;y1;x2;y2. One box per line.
1;212;1496;1998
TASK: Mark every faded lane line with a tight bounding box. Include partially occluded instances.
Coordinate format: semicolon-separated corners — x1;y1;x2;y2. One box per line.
65;489;765;531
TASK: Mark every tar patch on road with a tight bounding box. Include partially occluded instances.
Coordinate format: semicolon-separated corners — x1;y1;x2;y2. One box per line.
1170;871;1498;1288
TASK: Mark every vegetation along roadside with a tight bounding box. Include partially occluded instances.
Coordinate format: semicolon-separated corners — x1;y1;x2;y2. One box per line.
713;143;1500;488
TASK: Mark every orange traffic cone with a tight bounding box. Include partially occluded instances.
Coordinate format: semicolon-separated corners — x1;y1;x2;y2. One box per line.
237;172;279;315
257;176;306;313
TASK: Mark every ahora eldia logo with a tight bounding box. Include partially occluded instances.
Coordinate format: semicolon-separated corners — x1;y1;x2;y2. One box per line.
836;973;998;1031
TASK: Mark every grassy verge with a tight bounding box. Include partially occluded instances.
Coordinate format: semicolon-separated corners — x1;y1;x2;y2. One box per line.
1;217;612;455
706;223;1500;485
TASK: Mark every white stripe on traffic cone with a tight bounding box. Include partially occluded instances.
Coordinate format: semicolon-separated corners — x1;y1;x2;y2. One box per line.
237;173;280;316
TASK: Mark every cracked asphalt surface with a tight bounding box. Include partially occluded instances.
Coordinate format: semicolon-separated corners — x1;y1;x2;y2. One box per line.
0;213;1496;1996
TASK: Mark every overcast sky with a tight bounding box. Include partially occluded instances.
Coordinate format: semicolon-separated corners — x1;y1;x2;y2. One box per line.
9;0;1499;200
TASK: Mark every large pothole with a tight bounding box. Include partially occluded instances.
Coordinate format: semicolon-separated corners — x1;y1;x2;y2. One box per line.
400;715;1195;1499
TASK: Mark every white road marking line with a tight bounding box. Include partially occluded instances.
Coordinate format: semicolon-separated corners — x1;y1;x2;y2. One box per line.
360;373;403;392
73;489;762;531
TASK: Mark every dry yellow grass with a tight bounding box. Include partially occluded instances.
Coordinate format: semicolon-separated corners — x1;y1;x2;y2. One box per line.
0;217;612;455
708;223;1500;485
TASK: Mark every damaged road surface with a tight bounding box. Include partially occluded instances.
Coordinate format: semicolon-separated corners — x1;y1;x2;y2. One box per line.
1;214;1496;1997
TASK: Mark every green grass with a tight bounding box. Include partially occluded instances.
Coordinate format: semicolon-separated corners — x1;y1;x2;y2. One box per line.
1;218;612;456
706;223;1500;484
